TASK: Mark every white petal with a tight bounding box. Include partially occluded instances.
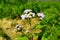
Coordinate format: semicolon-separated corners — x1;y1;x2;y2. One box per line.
39;17;43;20
40;13;45;18
24;9;29;14
21;15;26;20
32;13;35;17
18;28;21;30
24;9;32;14
37;13;41;17
29;16;32;18
15;25;19;28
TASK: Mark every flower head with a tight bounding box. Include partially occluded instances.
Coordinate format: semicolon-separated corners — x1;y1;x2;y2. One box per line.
24;9;32;14
15;24;19;28
21;15;27;20
37;13;45;18
32;13;35;17
37;12;45;20
17;27;21;30
37;13;41;17
39;17;43;20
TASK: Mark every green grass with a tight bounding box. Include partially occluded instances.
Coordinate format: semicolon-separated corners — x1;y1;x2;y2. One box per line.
0;1;60;40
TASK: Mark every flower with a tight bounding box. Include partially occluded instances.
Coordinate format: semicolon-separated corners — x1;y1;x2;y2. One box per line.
21;15;26;20
32;13;35;17
37;13;45;18
15;24;22;31
39;17;43;20
17;27;21;30
37;12;45;20
15;24;21;28
24;9;32;14
40;13;45;18
37;13;41;17
27;12;32;18
15;24;19;28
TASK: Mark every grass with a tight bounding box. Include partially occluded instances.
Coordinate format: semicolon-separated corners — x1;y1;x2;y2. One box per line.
0;1;60;40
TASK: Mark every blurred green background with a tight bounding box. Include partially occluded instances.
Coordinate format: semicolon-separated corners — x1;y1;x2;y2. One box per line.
0;0;60;40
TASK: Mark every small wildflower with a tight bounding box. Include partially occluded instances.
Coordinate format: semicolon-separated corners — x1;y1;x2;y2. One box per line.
24;14;28;18
24;9;32;14
28;16;32;18
21;15;26;20
39;17;43;20
17;27;21;30
40;13;45;18
28;9;32;12
32;13;35;17
27;13;32;18
24;9;28;14
37;13;45;18
15;24;20;28
37;13;41;17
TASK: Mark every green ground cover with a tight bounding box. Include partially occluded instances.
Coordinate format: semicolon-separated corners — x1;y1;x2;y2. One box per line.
0;1;60;40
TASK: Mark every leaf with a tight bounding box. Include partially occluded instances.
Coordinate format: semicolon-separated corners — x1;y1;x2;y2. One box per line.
15;36;28;40
35;24;42;29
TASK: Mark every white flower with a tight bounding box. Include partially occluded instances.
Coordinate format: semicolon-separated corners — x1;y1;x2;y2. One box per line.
37;13;41;17
15;24;19;28
27;13;32;18
28;9;32;12
15;24;21;28
24;9;32;14
24;14;27;16
40;13;45;18
24;9;28;14
21;15;26;20
25;30;29;33
39;17;43;20
28;16;32;18
37;13;45;18
24;14;28;18
32;13;35;17
17;27;21;30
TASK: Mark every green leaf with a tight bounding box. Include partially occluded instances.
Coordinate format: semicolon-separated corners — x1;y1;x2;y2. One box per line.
35;24;42;29
15;36;28;40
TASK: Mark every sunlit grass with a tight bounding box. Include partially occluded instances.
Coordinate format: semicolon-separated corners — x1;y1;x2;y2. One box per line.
0;17;41;40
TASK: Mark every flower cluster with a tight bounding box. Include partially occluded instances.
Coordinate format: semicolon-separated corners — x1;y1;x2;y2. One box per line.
37;13;45;20
21;9;45;20
15;24;22;31
21;9;35;20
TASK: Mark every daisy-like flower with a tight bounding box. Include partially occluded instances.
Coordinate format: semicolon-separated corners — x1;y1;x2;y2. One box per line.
37;12;45;20
21;15;26;20
24;14;28;18
15;24;22;28
15;24;20;28
39;17;43;20
37;13;45;18
15;24;22;31
40;13;45;18
28;9;32;12
37;13;41;17
32;13;35;17
25;30;30;33
27;12;32;18
17;27;21;30
24;9;32;14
